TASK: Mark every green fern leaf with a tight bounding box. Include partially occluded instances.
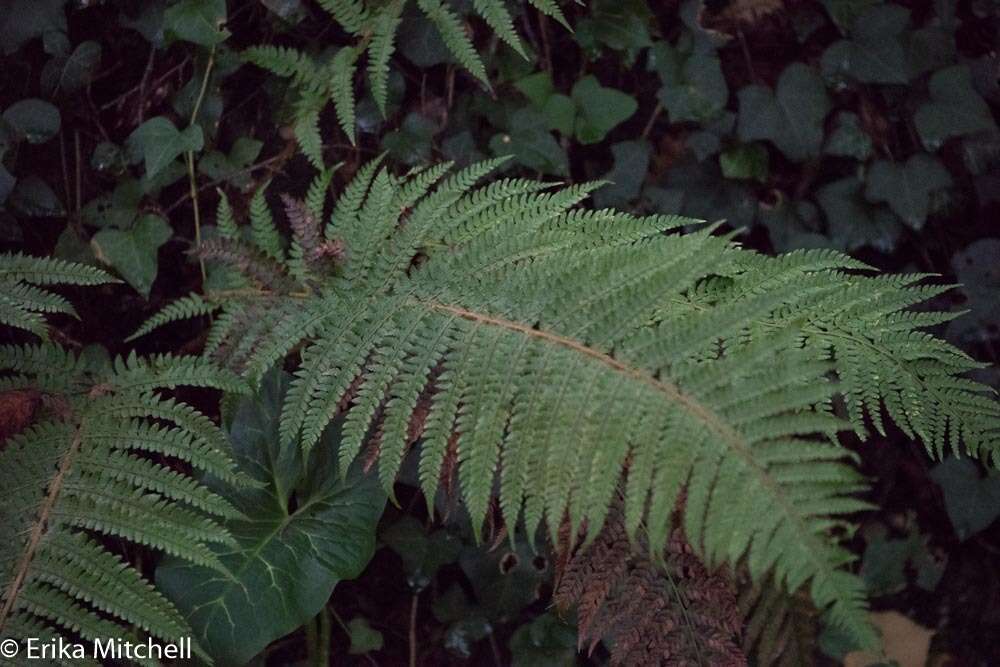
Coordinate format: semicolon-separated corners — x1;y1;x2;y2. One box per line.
418;0;489;86
367;1;403;118
143;162;1000;651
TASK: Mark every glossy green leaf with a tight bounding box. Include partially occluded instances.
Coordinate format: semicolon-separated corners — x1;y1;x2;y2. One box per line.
571;76;638;144
821;4;911;84
816;176;901;253
381;112;438;166
3;98;61;144
0;0;66;54
164;0;229;47
8;175;63;217
509;613;577;667
720;143;769;183
489;108;568;176
864;154;952;229
914;65;997;151
381;516;462;592
737;63;830;162
91;214;171;297
824;111;873;160
156;371;386;665
649;39;728;124
931;457;1000;541
347;617;384;655
594;140;651;208
126;116;204;179
198;137;263;189
40;40;101;97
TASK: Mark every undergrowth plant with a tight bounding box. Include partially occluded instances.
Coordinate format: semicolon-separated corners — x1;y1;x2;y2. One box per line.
135;158;1000;653
243;0;569;165
0;254;250;663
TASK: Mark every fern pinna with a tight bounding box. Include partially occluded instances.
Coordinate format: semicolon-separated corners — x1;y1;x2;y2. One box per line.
0;256;250;665
135;158;1000;651
242;0;569;166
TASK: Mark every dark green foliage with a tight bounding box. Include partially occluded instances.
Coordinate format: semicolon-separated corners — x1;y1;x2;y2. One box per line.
138;160;999;651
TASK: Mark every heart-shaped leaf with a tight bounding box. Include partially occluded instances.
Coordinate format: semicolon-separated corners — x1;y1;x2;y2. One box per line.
571;76;638;145
737;63;830;162
40;40;101;97
127;116;203;179
930;457;1000;540
914;65;997;151
821;4;910;84
3;98;61;144
91;213;171;297
156;371;386;666
865;154;952;229
648;40;728;125
164;0;229;46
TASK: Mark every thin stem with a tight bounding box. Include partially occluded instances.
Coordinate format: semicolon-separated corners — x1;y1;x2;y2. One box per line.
408;593;419;667
186;46;217;283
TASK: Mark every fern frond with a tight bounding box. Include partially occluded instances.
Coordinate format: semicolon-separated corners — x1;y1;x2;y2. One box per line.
242;45;317;85
0;254;116;339
0;341;250;662
418;0;489;86
329;46;360;144
473;0;526;57
528;0;571;29
316;0;370;34
144;162;1000;651
127;294;218;342
367;1;404;117
292;89;326;169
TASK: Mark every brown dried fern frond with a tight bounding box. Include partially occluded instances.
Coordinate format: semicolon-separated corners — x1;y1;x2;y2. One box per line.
554;502;746;666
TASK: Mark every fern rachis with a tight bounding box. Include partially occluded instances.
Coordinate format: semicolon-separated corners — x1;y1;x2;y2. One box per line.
134;159;1000;651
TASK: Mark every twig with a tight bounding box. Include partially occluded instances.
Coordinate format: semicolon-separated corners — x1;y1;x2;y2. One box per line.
737;28;759;84
408;593;419;667
185;47;218;282
74;131;82;218
134;46;156;125
641;101;664;140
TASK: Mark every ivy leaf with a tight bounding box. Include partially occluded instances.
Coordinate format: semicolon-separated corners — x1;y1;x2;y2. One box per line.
947;239;1000;345
126;116;204;179
509;613;577;667
824;111;873;160
914;65;997;151
594;140;651;208
3;98;61;144
164;0;229;47
930;457;1000;541
381;516;462;592
8;175;63;217
91;214;171;297
864;154;952;229
571;76;638;145
381;112;438;166
820;0;879;33
489;108;568;177
40;40;101;97
0;0;66;54
821;4;911;85
156;371;386;666
719;143;769;183
737;63;830;162
574;0;653;61
648;39;728;124
198;137;263;189
347;618;384;655
816;176;901;252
